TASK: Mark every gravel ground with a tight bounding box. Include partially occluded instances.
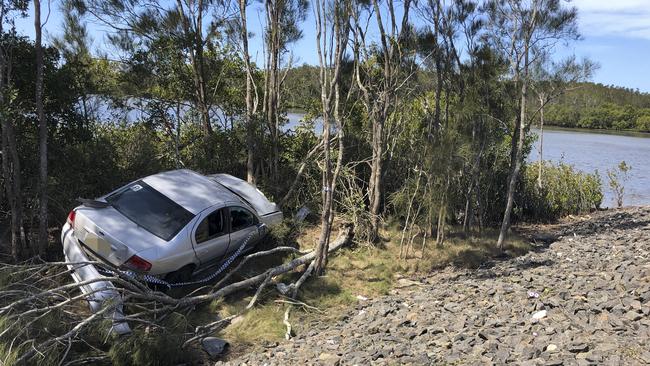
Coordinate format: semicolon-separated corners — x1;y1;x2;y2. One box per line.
221;207;650;365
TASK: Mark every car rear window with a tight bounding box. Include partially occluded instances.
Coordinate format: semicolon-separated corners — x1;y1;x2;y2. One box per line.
106;180;194;241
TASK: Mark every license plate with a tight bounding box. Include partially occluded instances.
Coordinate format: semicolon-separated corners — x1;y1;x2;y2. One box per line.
85;233;111;257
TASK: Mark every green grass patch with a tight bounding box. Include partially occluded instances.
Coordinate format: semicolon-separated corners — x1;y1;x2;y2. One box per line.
214;223;532;349
222;303;287;344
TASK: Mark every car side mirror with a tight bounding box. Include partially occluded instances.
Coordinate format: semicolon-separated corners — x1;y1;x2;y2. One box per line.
257;223;267;236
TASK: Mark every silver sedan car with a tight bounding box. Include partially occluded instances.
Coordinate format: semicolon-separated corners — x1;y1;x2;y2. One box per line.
61;170;282;332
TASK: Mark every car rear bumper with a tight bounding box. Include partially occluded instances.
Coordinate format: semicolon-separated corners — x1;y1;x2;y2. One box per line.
61;223;131;335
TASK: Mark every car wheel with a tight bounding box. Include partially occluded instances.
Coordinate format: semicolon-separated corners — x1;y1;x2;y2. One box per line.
165;264;194;285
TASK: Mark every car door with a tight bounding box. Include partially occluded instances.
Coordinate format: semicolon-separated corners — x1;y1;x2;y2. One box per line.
191;207;230;264
226;206;260;254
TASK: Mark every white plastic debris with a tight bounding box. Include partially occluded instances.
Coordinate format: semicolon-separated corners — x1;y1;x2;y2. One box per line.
528;291;540;299
356;295;369;301
532;310;547;320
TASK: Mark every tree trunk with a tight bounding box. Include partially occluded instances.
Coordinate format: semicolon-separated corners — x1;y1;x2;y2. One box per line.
264;0;281;186
537;93;545;189
1;121;26;261
314;112;332;274
368;117;384;242
240;0;256;185
176;0;212;136
436;171;449;246
1;27;27;260
313;0;349;274
35;0;48;256
497;44;531;251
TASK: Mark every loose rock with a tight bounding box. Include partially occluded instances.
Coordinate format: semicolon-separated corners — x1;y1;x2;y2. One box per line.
221;208;650;365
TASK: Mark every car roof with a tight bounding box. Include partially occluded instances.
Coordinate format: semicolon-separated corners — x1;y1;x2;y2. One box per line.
142;169;242;214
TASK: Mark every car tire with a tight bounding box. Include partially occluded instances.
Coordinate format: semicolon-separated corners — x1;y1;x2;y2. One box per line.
165;264;194;285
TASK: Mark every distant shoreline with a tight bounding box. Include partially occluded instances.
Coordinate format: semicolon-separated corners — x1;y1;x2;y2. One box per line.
534;125;650;138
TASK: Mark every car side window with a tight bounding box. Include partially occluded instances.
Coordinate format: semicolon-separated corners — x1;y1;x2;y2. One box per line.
195;209;226;244
229;207;258;232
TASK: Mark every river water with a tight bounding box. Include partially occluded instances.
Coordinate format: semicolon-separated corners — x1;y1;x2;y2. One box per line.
290;112;650;208
530;127;650;208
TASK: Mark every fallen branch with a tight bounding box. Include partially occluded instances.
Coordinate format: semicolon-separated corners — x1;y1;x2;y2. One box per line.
179;223;354;308
4;225;354;363
280;136;340;206
15;296;129;365
182;314;239;348
275;299;322;312
211;246;303;291
283;306;292;340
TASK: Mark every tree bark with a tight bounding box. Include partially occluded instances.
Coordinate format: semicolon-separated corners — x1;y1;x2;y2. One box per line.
0;22;27;261
35;0;48;256
497;36;532;251
1;120;26;261
313;0;349;274
264;0;281;185
239;0;257;185
176;0;212;136
537;93;545;189
368;117;384;241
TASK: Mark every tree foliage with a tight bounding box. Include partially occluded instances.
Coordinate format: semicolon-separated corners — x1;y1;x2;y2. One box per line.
0;0;607;259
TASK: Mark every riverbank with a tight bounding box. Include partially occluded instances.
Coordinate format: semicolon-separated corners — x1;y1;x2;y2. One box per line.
538;125;650;138
225;207;650;365
530;127;650;207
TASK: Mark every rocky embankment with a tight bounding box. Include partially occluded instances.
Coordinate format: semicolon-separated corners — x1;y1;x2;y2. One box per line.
224;207;650;365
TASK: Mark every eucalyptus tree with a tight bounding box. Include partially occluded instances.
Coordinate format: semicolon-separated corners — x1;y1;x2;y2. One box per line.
262;0;308;185
351;0;415;241
237;0;258;184
34;0;48;256
530;54;596;188
416;0;475;244
312;0;351;274
0;0;28;261
485;0;581;250
77;0;234;136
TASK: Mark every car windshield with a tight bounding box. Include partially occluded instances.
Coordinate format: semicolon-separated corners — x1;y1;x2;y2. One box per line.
106;180;194;241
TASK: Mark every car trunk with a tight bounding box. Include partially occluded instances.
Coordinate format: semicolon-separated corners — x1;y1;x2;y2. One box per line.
208;173;282;216
72;206;164;267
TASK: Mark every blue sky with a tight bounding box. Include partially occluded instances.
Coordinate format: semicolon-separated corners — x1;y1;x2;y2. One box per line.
11;0;650;92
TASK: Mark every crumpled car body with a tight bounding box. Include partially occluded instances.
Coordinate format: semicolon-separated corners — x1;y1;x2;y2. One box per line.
61;169;283;333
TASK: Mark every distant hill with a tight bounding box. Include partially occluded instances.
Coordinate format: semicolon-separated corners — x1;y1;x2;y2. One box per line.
284;67;650;133
545;82;650;132
283;64;320;111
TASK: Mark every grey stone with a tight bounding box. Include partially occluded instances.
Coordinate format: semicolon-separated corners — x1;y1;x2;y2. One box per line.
223;208;650;366
201;337;229;360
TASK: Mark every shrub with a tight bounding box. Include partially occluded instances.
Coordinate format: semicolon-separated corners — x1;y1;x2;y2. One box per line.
635;114;650;132
518;162;602;222
607;161;631;208
108;313;198;366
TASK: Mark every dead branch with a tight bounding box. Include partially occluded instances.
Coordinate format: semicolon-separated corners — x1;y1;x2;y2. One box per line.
179;224;353;307
182;314;239;348
283;306;292;340
14;296;128;365
211;246;303;291
2;225;353;364
279;136;339;206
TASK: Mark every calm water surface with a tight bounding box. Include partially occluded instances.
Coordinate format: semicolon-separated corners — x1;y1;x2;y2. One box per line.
290;111;649;208
530;128;650;208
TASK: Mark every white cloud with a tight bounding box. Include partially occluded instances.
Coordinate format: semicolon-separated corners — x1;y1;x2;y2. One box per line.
571;0;650;39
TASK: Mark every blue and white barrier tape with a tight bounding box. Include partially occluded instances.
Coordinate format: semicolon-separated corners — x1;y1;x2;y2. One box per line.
98;225;264;289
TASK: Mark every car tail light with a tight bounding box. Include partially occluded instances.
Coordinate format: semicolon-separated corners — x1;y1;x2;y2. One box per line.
66;210;76;227
124;255;152;272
